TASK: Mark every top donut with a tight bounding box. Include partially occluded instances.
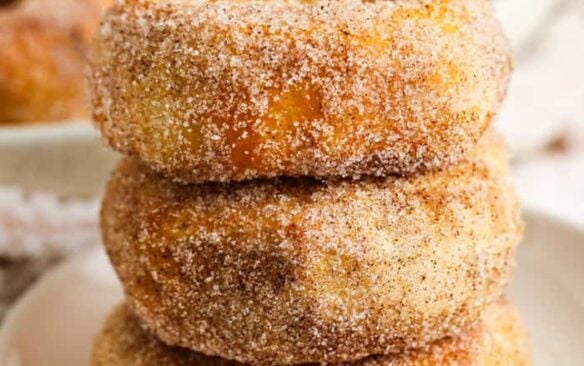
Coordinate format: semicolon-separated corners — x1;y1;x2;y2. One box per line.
89;0;511;183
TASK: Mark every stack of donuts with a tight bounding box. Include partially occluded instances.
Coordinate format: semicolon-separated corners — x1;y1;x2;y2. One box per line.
88;0;529;365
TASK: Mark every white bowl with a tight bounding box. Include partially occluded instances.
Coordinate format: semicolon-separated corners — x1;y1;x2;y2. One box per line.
0;121;118;199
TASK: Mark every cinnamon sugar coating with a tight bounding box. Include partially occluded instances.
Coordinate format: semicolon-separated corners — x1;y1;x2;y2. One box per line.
0;0;113;124
92;300;530;366
89;0;511;182
101;131;523;365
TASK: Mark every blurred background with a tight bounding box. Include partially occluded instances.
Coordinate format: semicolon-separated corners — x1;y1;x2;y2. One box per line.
0;0;582;318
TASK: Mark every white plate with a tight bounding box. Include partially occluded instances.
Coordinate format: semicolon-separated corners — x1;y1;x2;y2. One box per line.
0;212;582;366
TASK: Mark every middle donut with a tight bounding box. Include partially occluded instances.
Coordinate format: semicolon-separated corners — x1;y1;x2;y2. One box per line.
101;132;522;365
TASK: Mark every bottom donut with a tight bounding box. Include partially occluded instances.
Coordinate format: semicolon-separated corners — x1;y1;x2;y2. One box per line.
91;299;529;366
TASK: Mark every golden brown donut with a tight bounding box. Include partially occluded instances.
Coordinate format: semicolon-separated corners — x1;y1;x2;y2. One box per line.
89;0;511;183
101;131;523;365
91;300;530;366
0;0;112;124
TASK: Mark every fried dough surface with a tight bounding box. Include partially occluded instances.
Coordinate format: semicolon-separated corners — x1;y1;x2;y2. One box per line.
90;0;511;182
101;132;523;364
91;300;530;366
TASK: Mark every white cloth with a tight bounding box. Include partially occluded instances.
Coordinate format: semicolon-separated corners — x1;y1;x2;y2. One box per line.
498;0;584;228
0;187;99;259
498;0;584;156
0;187;100;317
